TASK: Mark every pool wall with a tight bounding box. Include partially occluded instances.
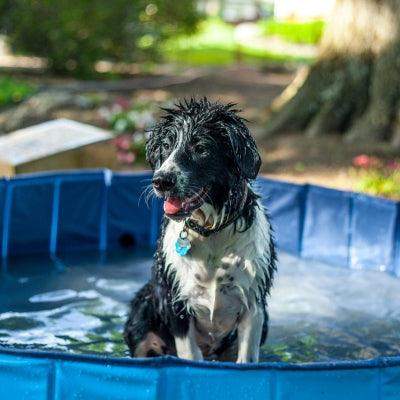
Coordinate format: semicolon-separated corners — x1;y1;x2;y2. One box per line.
1;169;399;275
0;169;399;399
0;348;399;400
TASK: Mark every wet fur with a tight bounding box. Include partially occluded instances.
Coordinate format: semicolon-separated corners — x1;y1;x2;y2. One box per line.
124;98;276;363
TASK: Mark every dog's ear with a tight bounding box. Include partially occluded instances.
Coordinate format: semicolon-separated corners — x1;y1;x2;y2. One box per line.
225;122;262;180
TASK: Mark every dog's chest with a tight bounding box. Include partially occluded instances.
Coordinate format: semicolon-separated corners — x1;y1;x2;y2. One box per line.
173;251;248;333
163;220;264;332
185;254;245;312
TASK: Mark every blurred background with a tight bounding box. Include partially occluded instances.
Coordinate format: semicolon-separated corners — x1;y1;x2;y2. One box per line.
0;0;399;199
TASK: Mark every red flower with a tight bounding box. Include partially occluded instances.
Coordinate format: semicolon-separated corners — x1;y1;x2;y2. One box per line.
352;155;382;168
352;154;371;167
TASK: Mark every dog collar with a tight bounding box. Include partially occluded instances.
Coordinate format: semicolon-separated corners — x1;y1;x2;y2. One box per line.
186;207;243;237
175;181;248;256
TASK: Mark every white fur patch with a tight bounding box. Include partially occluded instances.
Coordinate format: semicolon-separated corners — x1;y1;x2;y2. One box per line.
163;198;272;361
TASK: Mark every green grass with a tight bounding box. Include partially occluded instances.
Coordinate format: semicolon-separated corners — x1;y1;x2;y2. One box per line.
165;47;311;66
0;77;36;107
162;18;236;61
258;19;325;44
162;17;322;66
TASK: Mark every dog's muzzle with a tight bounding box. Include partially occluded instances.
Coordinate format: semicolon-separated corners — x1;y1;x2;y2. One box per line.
152;172;211;219
163;185;211;217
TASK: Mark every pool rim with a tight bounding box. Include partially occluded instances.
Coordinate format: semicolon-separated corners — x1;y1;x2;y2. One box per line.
1;345;400;371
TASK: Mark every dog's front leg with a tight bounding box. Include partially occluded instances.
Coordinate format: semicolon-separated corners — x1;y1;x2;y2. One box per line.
236;305;264;363
174;318;203;360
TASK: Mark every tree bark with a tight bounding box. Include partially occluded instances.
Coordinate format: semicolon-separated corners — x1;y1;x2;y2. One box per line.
264;0;400;146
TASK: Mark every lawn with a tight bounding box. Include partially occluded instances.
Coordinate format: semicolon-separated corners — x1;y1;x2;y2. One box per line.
162;17;324;66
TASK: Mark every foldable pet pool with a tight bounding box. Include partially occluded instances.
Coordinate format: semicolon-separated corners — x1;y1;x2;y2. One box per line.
0;170;399;400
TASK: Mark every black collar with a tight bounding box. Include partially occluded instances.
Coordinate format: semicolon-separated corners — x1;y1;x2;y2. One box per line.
185;181;248;237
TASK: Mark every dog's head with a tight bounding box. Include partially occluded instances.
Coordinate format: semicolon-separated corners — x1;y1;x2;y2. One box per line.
146;98;261;222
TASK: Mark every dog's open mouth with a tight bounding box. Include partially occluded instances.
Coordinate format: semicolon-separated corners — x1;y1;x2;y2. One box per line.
163;185;211;218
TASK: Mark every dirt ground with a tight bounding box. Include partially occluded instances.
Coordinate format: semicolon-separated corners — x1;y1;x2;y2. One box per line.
11;64;399;194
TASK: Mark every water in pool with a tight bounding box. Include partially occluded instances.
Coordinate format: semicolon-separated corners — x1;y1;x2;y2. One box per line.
0;249;399;362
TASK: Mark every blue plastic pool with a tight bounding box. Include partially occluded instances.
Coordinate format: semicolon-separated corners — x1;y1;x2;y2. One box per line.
0;170;399;399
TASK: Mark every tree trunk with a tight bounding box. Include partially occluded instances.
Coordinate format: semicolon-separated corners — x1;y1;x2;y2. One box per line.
264;0;400;146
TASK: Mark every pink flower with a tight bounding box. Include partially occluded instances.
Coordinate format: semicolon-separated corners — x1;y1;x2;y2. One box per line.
352;154;371;167
113;134;132;151
352;155;382;168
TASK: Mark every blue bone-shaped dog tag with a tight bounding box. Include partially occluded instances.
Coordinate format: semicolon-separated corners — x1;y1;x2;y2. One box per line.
175;237;191;256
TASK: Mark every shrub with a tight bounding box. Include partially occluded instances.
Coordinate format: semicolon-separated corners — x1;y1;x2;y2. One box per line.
351;155;400;199
0;77;36;107
100;95;174;166
0;0;201;76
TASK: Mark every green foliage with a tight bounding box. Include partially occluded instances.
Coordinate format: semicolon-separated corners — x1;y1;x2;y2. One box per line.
0;0;201;76
0;77;36;107
351;155;400;199
258;19;325;44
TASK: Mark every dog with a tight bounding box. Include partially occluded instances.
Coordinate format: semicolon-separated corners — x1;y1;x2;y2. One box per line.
124;98;276;363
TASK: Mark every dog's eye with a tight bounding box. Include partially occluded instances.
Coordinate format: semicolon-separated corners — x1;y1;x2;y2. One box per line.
194;144;207;155
162;142;170;151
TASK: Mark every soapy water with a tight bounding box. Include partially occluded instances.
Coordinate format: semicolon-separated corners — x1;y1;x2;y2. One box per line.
0;249;399;362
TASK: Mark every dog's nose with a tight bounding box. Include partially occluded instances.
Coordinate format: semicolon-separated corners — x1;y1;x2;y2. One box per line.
152;173;176;192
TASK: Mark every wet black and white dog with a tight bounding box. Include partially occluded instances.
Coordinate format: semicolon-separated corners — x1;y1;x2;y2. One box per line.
124;98;276;363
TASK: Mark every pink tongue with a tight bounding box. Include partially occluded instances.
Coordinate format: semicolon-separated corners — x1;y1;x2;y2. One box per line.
164;198;184;214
